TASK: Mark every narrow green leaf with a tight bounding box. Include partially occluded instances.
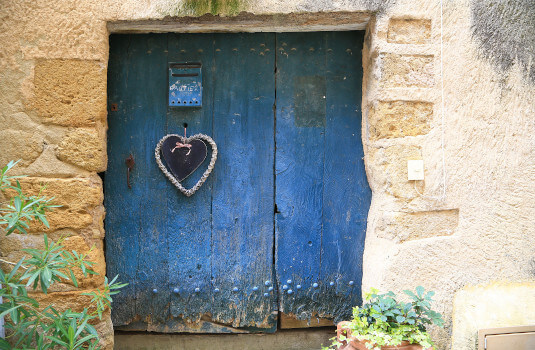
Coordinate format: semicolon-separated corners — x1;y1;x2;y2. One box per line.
75;334;98;347
13;196;22;211
7;258;25;280
69;269;78;287
46;336;69;347
0;304;21;319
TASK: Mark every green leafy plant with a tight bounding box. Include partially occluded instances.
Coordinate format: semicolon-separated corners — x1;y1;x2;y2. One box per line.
324;287;444;350
0;160;127;349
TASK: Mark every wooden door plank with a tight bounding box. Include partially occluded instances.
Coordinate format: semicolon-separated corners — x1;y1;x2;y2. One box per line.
275;32;326;320
275;32;370;323
105;34;139;326
166;33;215;324
105;34;169;325
132;34;170;324
210;33;277;331
319;31;369;319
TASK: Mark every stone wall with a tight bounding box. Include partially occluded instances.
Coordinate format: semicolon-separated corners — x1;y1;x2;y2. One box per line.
1;0;534;349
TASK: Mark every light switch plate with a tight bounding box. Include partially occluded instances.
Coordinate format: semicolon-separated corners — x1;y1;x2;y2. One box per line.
407;160;424;180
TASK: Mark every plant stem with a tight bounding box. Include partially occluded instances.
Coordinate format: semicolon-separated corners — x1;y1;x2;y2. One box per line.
0;258;27;269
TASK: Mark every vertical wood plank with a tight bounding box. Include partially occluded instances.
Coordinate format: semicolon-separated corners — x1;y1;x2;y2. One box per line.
166;33;215;322
132;34;170;324
210;33;277;330
105;34;141;326
320;31;370;320
275;32;326;319
105;34;169;325
275;32;370;323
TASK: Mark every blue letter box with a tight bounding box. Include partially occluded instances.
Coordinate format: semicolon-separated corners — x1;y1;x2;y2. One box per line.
168;62;202;107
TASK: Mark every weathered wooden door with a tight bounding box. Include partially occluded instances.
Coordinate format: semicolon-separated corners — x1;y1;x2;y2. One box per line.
105;32;370;333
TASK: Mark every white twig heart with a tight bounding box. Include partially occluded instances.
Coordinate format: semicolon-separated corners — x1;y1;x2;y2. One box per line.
155;133;218;197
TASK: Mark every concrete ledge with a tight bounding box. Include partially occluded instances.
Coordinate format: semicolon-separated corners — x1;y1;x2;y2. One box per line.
114;328;335;350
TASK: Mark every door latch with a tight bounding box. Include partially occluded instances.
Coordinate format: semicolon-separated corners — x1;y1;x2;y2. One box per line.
125;154;135;189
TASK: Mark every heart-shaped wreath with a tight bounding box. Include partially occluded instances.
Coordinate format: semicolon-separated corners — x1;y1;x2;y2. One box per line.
155;133;218;197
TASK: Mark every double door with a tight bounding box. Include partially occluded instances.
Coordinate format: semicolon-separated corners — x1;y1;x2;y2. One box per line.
105;32;370;332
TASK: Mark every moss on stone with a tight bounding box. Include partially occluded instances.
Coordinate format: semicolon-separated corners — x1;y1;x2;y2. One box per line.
181;0;246;16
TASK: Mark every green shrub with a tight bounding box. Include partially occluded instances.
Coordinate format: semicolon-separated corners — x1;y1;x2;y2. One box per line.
0;160;126;349
324;286;444;350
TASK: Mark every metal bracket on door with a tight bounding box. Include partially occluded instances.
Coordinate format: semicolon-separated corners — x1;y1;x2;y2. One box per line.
125;154;135;189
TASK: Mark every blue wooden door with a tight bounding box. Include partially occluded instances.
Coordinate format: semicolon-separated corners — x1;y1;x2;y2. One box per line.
105;32;370;333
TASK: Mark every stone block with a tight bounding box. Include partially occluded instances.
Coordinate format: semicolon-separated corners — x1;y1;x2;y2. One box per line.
0;234;105;288
62;235;105;288
94;313;114;350
370;145;424;199
388;18;431;44
31;290;113;348
31;289;107;315
452;282;535;350
57;128;107;172
380;209;459;242
0;233;45;267
32;60;106;127
0;129;43;167
9;177;103;232
369;100;433;139
30;291;114;348
380;53;434;88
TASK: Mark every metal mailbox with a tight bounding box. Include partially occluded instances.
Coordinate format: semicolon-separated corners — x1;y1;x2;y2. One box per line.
168;62;202;107
479;325;535;350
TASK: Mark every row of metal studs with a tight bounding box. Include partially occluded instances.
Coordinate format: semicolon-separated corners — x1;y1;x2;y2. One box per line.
151;280;355;296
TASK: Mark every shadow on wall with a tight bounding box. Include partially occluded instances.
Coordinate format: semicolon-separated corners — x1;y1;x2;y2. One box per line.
471;0;535;84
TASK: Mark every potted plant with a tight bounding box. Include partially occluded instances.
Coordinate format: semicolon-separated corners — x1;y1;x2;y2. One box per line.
324;286;444;350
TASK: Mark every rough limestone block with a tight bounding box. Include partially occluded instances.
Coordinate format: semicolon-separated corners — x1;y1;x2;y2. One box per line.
451;282;535;350
32;289;114;349
369;100;433;139
379;209;459;242
0;130;43;167
57;128;107;172
11;177;103;232
31;290;93;312
380;53;434;88
0;234;105;288
387;18;432;44
0;234;45;267
370;145;424;199
93;313;114;350
62;235;105;288
32;60;106;127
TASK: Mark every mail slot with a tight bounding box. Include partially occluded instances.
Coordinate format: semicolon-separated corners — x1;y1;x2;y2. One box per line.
168;62;202;107
478;325;535;350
